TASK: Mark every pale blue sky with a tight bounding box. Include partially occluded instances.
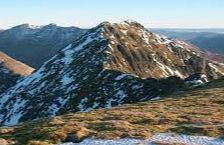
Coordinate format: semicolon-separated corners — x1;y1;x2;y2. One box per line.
0;0;224;29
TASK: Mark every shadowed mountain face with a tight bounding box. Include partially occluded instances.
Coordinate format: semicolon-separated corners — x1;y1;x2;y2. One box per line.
0;24;86;68
0;21;223;126
0;51;34;94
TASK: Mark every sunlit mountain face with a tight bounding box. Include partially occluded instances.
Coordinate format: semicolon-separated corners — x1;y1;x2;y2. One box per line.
0;21;223;126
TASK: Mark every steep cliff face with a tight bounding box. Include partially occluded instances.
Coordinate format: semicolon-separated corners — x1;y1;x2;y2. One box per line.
0;21;223;126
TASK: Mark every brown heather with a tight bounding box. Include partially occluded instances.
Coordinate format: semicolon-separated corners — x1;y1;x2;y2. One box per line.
0;78;223;145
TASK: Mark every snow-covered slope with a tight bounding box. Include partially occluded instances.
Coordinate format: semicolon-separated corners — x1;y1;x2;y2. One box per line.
0;21;224;126
0;51;34;94
59;133;224;145
0;24;86;68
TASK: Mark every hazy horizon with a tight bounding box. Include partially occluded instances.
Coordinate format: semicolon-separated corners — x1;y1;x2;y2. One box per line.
2;23;224;30
0;0;224;29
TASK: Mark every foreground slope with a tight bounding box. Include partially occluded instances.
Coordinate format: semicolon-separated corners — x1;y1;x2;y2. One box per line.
0;51;34;94
0;78;223;145
0;21;224;126
0;24;86;68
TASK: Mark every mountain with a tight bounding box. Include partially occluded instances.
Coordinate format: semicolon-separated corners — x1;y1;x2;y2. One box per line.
0;24;86;68
0;78;223;145
0;51;34;94
152;29;224;54
152;28;224;34
0;21;224;126
189;33;224;54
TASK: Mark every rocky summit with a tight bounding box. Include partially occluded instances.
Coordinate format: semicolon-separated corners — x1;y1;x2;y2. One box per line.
0;21;224;126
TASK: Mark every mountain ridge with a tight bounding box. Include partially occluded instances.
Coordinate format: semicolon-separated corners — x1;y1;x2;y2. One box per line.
0;23;86;68
0;21;223;126
0;51;34;94
151;29;224;55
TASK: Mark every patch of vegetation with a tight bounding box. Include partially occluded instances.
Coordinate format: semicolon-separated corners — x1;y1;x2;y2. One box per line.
0;79;223;145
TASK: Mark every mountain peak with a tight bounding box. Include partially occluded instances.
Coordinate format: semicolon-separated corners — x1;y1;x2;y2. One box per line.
12;24;41;30
43;23;58;28
0;21;224;125
95;20;145;32
122;20;145;27
98;21;111;26
0;23;86;68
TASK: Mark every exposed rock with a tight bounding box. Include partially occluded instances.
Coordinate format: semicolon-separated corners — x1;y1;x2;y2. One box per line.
0;21;223;126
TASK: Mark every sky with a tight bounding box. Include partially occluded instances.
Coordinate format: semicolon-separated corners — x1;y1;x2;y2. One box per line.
0;0;224;29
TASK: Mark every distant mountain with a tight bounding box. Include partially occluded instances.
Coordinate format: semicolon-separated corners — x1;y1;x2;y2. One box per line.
151;29;224;54
0;21;223;126
189;34;224;54
0;51;34;94
0;24;86;68
152;28;224;34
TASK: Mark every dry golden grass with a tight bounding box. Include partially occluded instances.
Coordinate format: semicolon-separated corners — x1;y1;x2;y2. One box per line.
28;140;52;145
0;79;223;145
0;52;34;76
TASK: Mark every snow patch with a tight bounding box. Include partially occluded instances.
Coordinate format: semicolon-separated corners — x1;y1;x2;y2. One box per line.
209;63;224;75
150;97;161;101
150;133;224;145
155;34;173;45
62;44;74;65
141;29;150;44
114;74;129;81
77;97;92;112
116;90;127;103
152;56;184;78
48;96;71;116
131;84;143;89
120;29;128;34
58;138;142;145
61;74;73;86
74;36;93;52
58;133;224;145
5;99;27;125
105;98;116;108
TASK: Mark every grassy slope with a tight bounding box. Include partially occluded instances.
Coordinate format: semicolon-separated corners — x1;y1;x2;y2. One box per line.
0;79;224;145
0;51;34;76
